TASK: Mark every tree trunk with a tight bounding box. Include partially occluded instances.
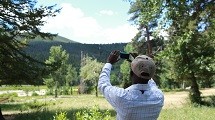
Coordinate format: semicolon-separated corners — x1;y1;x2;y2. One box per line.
55;81;58;98
146;26;152;57
189;71;201;104
95;85;98;97
183;44;202;104
0;108;5;120
95;79;98;97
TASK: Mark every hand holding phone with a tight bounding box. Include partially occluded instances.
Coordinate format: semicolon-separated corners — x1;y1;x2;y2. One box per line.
119;52;135;62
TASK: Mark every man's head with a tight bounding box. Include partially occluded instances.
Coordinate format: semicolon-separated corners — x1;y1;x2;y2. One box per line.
131;55;156;80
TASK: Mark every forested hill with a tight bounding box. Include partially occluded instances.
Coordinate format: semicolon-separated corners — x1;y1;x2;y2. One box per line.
25;40;127;68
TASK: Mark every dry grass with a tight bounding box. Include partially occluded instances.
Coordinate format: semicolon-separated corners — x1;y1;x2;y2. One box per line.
1;88;215;120
163;88;215;109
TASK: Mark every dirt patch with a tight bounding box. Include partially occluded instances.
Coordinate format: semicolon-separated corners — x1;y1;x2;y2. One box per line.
3;115;15;120
163;91;188;109
163;88;215;109
200;88;215;96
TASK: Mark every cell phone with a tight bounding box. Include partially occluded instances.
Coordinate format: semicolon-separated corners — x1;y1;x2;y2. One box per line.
120;52;130;59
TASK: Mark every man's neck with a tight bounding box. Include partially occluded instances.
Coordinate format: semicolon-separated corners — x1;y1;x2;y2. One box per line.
132;79;149;84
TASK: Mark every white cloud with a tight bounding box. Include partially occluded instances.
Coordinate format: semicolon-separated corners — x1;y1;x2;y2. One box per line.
99;10;115;16
41;3;138;44
102;24;138;43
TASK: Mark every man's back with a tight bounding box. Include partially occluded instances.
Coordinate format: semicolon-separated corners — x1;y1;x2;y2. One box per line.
114;81;164;120
98;63;164;120
99;52;164;120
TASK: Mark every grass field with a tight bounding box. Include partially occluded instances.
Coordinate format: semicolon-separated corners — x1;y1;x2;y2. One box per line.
1;88;215;120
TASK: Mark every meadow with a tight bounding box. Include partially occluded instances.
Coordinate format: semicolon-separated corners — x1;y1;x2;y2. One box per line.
1;87;215;120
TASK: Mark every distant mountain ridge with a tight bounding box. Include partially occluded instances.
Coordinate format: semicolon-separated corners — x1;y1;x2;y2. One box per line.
29;35;78;43
25;36;127;69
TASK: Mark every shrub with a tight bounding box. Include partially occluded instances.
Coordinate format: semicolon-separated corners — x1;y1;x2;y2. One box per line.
24;100;46;110
53;111;69;120
75;105;111;120
32;92;39;96
0;92;18;98
0;93;18;102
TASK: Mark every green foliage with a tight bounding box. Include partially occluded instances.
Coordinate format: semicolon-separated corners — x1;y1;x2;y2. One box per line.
110;73;120;85
32;92;39;96
0;0;60;85
75;105;111;120
0;92;18;102
43;78;55;89
1;92;214;120
119;43;134;88
158;0;215;103
26;42;126;68
23;42;126;85
80;56;103;95
205;95;215;107
159;105;215;120
0;93;18;98
1;99;48;112
120;61;131;88
128;0;215;104
59;86;73;95
80;56;103;81
128;0;164;56
66;64;78;86
0;85;47;91
45;45;77;96
24;100;46;110
53;111;69;120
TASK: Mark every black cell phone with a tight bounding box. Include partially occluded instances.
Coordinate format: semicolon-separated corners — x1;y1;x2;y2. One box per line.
120;52;130;59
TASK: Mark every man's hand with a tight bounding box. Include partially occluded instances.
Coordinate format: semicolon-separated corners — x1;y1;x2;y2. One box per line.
107;50;120;64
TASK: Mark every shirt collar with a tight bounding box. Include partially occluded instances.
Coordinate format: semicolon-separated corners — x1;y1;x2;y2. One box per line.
126;84;150;91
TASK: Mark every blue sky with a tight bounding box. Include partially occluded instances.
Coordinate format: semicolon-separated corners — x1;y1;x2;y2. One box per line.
37;0;138;44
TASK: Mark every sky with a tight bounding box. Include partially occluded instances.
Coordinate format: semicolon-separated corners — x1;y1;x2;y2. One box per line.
37;0;139;44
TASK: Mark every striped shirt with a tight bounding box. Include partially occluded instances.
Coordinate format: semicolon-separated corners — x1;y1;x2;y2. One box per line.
98;63;164;120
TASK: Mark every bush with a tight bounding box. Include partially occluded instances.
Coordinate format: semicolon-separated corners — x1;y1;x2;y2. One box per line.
0;93;18;102
0;92;18;98
202;95;215;107
75;105;111;120
53;111;69;120
32;92;39;96
24;100;46;110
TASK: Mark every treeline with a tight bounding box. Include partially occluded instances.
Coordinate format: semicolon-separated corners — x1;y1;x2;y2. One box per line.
25;41;127;70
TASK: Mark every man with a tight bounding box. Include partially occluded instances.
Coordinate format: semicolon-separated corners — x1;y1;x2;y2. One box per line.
98;50;164;120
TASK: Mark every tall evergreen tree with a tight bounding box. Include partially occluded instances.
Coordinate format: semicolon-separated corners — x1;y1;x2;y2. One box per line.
128;0;163;57
0;0;60;84
127;0;215;104
45;45;77;97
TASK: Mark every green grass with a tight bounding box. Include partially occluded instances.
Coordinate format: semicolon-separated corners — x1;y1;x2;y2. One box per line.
0;85;47;91
6;103;215;120
1;95;116;120
13;108;116;120
159;106;215;120
1;91;215;120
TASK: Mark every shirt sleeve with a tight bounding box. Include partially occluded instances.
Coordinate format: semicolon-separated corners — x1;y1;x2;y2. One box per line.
98;63;126;108
98;63;112;93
